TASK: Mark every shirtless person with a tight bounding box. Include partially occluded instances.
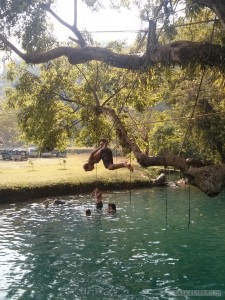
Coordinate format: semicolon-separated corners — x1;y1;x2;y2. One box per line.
83;140;133;172
92;187;103;209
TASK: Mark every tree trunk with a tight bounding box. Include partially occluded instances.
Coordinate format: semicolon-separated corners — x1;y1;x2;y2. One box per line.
184;164;225;197
100;106;225;197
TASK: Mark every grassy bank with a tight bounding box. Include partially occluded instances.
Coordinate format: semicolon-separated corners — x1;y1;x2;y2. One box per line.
0;153;157;203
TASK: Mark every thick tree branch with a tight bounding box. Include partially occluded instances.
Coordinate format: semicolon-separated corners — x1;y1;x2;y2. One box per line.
100;106;188;170
184;165;225;197
1;33;225;72
99;106;225;197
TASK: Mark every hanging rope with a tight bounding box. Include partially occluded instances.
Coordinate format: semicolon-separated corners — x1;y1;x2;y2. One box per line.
164;166;168;226
106;71;141;138
178;68;207;156
113;130;132;204
178;16;217;156
188;184;191;229
129;150;132;204
165;184;168;226
94;113;100;184
114;130;118;204
105;19;154;139
95;163;98;182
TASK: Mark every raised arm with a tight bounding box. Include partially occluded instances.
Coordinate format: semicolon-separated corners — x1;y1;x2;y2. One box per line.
89;140;109;158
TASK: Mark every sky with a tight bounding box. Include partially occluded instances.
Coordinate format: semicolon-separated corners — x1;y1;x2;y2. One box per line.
52;0;144;44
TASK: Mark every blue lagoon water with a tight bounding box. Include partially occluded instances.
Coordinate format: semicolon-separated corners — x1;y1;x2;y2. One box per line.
0;186;225;299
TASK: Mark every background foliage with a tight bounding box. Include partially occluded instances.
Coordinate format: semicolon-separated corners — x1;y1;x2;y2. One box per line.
1;0;225;163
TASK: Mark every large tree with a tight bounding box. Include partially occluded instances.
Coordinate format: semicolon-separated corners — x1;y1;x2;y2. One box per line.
1;0;225;196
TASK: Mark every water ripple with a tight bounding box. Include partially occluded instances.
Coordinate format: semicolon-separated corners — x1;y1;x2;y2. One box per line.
0;188;225;299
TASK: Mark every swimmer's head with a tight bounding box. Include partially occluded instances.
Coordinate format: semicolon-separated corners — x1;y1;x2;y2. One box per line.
108;203;116;213
86;209;91;216
43;200;50;208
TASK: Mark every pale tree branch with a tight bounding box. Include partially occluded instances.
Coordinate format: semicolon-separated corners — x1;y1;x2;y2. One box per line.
41;2;86;47
69;36;79;44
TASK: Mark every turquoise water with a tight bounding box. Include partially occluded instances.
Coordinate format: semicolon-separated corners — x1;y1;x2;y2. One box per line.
0;186;225;300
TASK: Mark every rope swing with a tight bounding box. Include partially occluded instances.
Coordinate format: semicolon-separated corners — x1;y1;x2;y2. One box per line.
165;184;168;226
188;184;191;229
177;17;217;229
178;16;217;156
129;149;132;204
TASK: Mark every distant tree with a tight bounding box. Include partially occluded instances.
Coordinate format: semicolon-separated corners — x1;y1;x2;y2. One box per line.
0;103;20;147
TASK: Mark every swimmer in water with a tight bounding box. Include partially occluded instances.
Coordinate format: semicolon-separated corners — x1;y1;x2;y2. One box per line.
43;200;50;208
85;208;91;216
107;203;117;214
92;188;103;209
53;200;65;206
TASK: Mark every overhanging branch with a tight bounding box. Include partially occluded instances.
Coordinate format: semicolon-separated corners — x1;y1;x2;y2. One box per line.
1;33;225;71
98;106;225;197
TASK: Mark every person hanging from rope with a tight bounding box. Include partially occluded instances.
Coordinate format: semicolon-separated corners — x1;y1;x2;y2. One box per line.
83;139;133;172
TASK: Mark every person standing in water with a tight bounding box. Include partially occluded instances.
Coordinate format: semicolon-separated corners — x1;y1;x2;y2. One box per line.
92;188;103;209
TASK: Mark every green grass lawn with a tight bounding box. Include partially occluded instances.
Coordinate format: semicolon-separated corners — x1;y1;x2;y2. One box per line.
0;153;155;189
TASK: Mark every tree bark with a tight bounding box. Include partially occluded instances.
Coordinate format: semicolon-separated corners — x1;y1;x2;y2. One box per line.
184;164;225;197
1;33;225;72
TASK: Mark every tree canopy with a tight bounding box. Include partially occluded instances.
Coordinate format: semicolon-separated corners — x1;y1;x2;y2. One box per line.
1;0;225;196
1;1;225;70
